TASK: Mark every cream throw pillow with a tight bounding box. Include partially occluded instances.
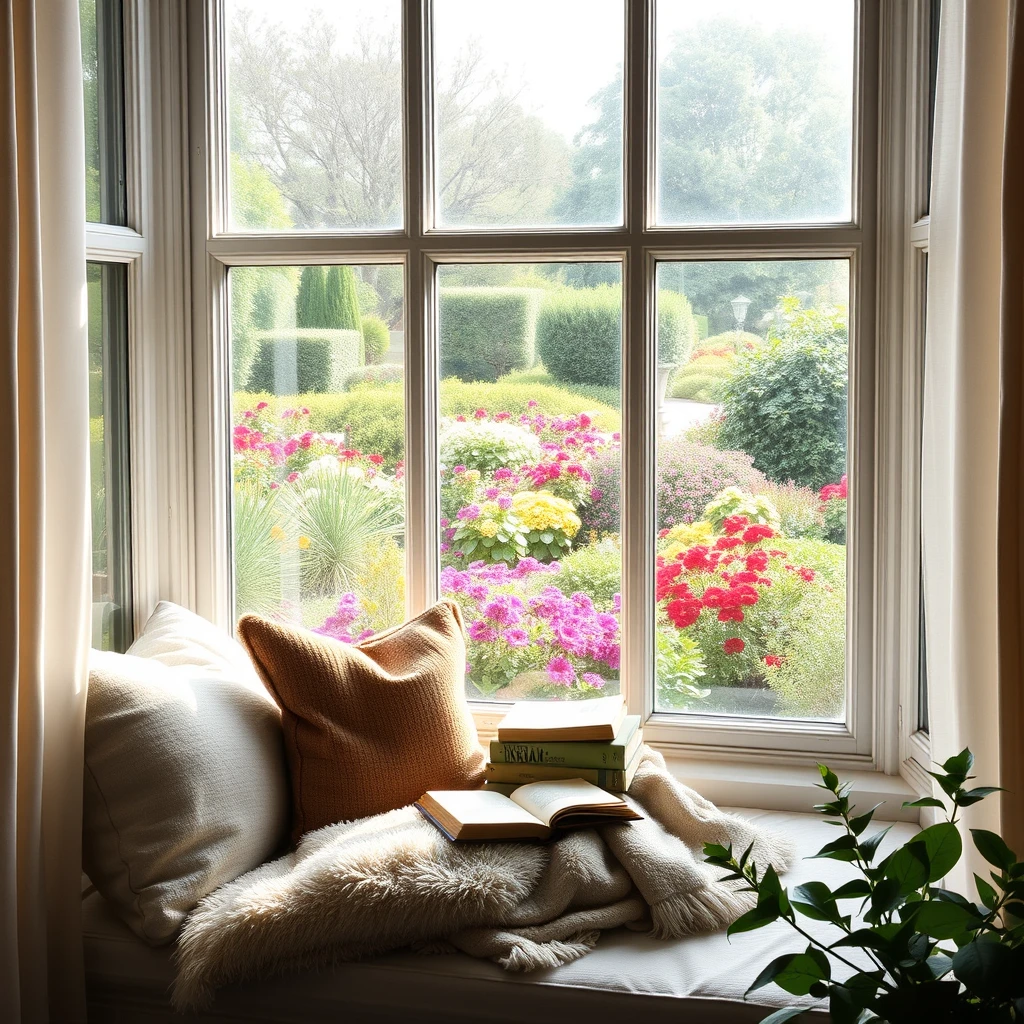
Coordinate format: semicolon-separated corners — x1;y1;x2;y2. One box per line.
83;603;289;945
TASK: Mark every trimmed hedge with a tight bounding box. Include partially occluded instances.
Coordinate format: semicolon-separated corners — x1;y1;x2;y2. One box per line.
538;286;697;388
248;328;363;394
230;266;297;389
361;316;390;364
670;352;737;402
439;287;541;382
497;366;620;412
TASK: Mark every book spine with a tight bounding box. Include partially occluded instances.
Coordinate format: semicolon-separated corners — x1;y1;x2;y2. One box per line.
489;739;628;770
484;762;630;791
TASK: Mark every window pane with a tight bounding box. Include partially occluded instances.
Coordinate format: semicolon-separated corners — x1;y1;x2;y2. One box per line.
87;261;133;650
229;264;406;637
225;1;403;232
655;259;849;720
655;1;854;226
432;2;624;228
80;0;127;225
438;263;622;701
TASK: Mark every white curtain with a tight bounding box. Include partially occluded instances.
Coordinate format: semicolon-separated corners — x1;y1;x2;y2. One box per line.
923;0;1022;884
0;1;92;1021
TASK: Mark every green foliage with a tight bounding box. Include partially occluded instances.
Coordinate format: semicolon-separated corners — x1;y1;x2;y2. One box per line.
233;485;298;615
496;366;620;413
822;495;848;545
361;316;391;364
230;266;298;389
282;466;404;597
694;314;709;341
248;329;364;394
658;290;698;366
296;266;329;329
343;363;404;390
536;286;620;387
705;752;1023;1024
439;287;541;382
670;352;737;402
655;628;709;710
719;301;848;490
702;330;763;354
325;266;362;333
760;481;825;540
230;155;293;229
703;486;781;532
439;420;541;475
556;539;621;607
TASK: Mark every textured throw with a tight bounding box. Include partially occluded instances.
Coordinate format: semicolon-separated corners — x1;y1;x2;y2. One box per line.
173;748;792;1010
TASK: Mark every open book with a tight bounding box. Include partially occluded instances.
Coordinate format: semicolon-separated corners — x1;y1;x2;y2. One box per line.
415;778;642;841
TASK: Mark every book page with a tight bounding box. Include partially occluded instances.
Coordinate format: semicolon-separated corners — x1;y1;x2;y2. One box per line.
424;790;544;828
510;778;623;826
498;695;624;735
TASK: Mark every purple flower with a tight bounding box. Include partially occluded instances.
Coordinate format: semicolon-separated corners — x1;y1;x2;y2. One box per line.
497;495;512;510
484;487;500;499
503;628;529;647
483;595;523;626
468;620;499;642
546;656;575;686
457;504;481;520
582;673;605;689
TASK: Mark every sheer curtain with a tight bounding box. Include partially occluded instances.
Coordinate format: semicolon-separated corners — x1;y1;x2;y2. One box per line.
923;0;1023;884
0;1;92;1021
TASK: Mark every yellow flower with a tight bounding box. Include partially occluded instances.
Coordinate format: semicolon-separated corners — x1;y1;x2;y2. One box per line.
270;525;285;541
478;519;499;538
480;501;500;516
298;535;311;550
463;469;481;484
661;520;714;560
511;491;581;538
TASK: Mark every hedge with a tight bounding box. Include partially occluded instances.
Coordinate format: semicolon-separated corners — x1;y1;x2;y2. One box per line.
537;286;697;388
670;352;737;402
439;287;541;382
694;314;709;340
230;266;297;389
361;316;390;364
247;328;364;394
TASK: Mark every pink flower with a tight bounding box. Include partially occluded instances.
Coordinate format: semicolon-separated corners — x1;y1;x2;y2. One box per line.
286;472;299;483
468;620;499;643
546;656;575;685
503;628;529;647
256;401;268;411
527;399;538;408
474;408;487;419
582;672;604;689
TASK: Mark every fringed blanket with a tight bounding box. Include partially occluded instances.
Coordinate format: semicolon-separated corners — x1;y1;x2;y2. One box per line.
173;748;792;1010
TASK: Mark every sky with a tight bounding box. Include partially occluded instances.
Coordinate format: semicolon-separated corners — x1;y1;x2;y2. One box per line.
228;0;855;141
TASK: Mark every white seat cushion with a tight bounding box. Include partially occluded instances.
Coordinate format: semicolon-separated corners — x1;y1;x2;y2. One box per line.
83;806;918;1023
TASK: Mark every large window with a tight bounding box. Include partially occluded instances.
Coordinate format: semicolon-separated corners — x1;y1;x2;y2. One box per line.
194;0;908;763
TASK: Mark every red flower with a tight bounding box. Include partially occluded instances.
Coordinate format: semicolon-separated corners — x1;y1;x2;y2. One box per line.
714;536;743;551
723;514;749;536
474;408;487;419
769;549;788;559
658;528;670;539
797;567;817;582
368;454;384;465
723;638;745;655
666;598;702;629
682;545;714;572
742;524;775;543
700;586;730;609
745;550;769;573
730;570;759;585
764;655;783;668
729;583;759;606
718;606;744;623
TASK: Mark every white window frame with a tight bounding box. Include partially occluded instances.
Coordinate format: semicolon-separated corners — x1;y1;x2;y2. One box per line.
176;0;939;809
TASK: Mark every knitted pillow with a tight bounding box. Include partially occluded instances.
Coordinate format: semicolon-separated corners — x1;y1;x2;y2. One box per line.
237;600;486;842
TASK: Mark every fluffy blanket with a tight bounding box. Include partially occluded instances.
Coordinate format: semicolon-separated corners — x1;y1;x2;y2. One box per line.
173;748;792;1010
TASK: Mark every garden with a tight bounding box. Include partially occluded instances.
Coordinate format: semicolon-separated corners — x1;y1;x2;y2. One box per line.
230;260;850;720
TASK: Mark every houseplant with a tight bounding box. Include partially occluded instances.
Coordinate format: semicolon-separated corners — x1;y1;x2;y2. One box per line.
704;749;1023;1022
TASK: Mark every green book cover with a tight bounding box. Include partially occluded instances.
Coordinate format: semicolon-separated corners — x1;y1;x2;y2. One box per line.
489;715;641;770
484;748;642;793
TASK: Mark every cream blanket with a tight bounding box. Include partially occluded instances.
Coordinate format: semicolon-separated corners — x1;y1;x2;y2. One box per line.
173;748;792;1010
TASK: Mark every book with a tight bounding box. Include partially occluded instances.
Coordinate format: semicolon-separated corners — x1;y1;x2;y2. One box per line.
490;715;642;770
484;746;642;793
497;695;627;742
416;778;641;841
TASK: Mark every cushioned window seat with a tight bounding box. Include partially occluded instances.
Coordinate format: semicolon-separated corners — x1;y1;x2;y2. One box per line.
83;806;918;1024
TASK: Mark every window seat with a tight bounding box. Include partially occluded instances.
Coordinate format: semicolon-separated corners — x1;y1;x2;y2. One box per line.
83;806;918;1024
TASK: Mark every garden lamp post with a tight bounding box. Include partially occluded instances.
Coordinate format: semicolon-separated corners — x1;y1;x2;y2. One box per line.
731;295;751;349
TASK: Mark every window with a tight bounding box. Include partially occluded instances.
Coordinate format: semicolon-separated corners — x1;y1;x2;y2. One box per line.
193;0;927;768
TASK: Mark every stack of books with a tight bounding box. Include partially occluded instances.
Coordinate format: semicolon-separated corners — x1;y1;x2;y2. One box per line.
485;695;643;793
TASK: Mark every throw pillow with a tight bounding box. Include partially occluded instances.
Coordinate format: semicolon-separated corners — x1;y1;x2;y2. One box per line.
82;604;289;945
238;600;486;841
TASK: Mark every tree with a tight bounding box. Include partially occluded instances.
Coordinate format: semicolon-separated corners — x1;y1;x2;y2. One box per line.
296;267;329;329
325;266;361;330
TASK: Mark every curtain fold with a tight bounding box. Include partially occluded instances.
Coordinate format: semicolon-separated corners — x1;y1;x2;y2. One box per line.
0;1;92;1021
924;0;1023;883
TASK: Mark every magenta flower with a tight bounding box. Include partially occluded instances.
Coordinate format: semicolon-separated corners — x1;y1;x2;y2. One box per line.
582;673;605;689
503;628;529;647
468;620;499;642
546;656;575;685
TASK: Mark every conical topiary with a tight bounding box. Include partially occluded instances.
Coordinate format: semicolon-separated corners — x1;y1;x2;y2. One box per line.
325;265;361;330
296;266;329;329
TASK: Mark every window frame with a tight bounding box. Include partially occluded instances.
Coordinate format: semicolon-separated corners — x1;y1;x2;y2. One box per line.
184;0;933;787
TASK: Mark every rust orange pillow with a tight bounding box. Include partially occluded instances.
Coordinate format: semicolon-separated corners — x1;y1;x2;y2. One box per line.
237;601;485;842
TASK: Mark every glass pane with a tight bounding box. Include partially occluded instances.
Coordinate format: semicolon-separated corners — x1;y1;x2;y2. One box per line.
229;264;406;637
432;1;624;228
80;0;127;225
225;1;403;232
655;1;855;226
655;259;849;720
437;263;622;700
87;261;133;650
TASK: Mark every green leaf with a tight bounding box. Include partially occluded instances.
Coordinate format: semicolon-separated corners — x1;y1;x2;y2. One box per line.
972;829;1017;872
858;825;892;861
940;747;975;777
727;901;780;938
885;840;930;894
974;873;998;910
829;971;883;1024
757;1009;813;1024
703;842;732;862
831;879;872;900
768;952;829;996
952;940;1015;999
809;834;860;862
540;531;554;544
958;786;1004;807
902;797;946;809
907;900;982;939
926;953;954;978
817;763;839;792
866;877;902;923
746;952;800;994
791;881;838;922
916;823;963;883
848;803;883;836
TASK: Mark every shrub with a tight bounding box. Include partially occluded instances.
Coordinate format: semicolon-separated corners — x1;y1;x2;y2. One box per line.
701;330;762;354
703;486;781;532
575;445;621;538
719;324;848;490
230;266;297;389
233;484;299;616
450;497;528;565
658;438;765;530
439;287;541;382
248;328;363;394
556;539;621;608
822;495;847;544
360;316;390;364
759;480;824;540
296;266;329;329
512;491;582;562
439;420;541;475
657;290;698;366
670;352;736;402
496;366;620;412
343;363;404;390
684;410;725;447
325;265;361;331
694;314;708;340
